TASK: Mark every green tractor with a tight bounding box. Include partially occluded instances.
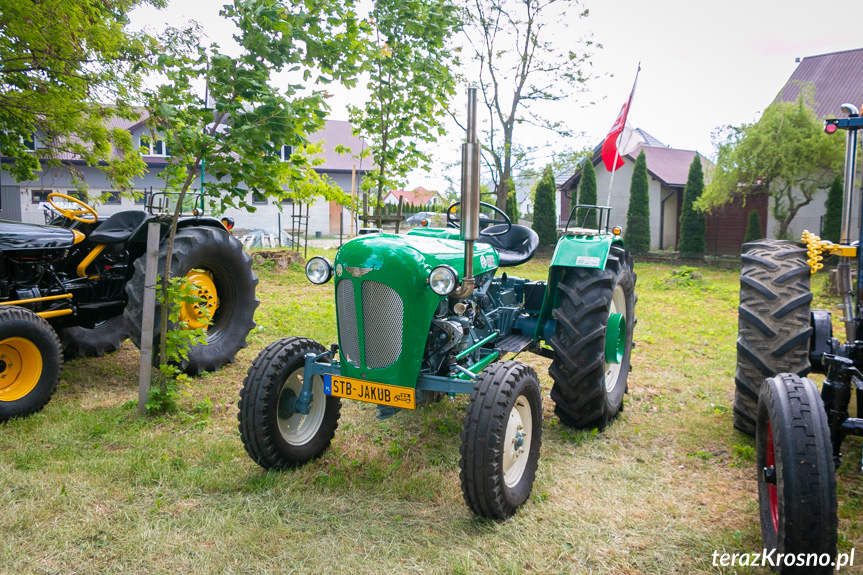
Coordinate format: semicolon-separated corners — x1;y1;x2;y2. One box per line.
238;88;637;519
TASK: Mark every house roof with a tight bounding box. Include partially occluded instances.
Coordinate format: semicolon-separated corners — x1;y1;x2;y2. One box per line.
777;48;863;119
385;186;440;204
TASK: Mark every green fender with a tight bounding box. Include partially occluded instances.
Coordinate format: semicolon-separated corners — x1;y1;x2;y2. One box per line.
532;234;624;341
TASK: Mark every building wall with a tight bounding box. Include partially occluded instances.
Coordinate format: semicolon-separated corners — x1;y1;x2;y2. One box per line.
11;164;362;236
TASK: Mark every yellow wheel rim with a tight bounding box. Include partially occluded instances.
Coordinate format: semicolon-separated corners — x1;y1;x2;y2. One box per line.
0;337;43;402
181;270;220;330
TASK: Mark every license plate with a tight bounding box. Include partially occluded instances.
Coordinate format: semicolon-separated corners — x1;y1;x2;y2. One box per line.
324;375;415;409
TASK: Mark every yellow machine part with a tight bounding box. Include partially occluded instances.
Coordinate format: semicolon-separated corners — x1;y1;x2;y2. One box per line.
802;230;857;274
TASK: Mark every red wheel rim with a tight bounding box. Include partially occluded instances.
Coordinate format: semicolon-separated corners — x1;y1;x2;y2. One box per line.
766;422;779;532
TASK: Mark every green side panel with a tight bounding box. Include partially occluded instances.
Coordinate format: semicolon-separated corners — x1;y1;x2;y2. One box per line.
406;227;462;241
333;234;498;388
533;234;622;341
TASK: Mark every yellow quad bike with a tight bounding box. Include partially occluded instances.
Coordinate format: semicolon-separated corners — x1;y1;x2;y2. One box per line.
0;192;257;421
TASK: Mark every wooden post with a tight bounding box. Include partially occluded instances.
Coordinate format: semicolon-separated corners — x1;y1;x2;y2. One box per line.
137;222;160;414
395;196;404;234
350;165;356;237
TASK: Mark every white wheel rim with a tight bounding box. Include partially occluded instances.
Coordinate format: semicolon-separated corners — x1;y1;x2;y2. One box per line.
605;284;626;393
277;371;326;446
503;394;533;488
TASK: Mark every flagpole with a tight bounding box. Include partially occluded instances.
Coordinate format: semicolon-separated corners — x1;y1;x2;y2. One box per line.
605;63;641;207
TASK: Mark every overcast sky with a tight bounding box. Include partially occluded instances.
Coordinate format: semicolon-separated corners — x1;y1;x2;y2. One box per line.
130;0;862;191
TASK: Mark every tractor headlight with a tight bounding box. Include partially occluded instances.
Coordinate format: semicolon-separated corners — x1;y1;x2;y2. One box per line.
429;265;458;296
306;257;333;285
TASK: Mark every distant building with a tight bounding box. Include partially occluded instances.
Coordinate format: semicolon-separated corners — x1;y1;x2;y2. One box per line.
0;115;369;236
382;186;445;208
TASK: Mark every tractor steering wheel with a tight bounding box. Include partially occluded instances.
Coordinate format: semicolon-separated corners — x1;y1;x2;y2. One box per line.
446;201;512;237
48;192;98;223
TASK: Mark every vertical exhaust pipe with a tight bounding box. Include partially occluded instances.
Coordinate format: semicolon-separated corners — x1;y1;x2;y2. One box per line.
451;87;480;299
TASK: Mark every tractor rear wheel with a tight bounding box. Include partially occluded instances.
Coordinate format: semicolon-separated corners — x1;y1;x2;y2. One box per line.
125;226;258;374
238;337;341;469
459;360;543;519
757;373;836;573
59;315;130;359
735;240;812;435
0;307;62;421
548;246;636;430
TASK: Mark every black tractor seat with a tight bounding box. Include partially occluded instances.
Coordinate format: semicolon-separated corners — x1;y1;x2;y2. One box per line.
87;210;151;244
477;224;539;267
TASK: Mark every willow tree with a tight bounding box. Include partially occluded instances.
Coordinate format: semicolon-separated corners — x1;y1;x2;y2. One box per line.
699;93;843;238
460;0;597;211
349;0;460;222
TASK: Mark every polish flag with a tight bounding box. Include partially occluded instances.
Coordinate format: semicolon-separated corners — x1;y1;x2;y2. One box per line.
601;65;641;172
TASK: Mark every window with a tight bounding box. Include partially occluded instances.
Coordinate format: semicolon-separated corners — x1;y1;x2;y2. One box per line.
31;189;52;203
252;191;268;204
134;190;150;205
280;145;292;161
139;135;169;156
101;191;121;204
22;135;36;151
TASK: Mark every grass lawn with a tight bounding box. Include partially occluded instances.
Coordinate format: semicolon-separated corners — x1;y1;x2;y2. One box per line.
2;249;862;574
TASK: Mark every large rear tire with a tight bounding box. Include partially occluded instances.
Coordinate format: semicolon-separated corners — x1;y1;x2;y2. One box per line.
757;373;836;573
238;337;341;469
0;307;62;421
548;246;636;430
125;226;258;374
459;360;542;519
58;315;130;359
735;240;812;435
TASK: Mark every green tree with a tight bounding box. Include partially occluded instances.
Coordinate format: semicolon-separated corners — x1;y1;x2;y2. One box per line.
700;92;844;238
349;0;459;226
744;210;763;243
625;150;650;254
145;0;365;366
822;175;842;243
678;155;706;258
505;185;520;223
0;0;162;190
461;0;598;211
577;159;598;229
532;165;557;245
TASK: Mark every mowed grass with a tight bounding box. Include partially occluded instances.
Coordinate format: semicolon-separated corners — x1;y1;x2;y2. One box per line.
2;249;863;574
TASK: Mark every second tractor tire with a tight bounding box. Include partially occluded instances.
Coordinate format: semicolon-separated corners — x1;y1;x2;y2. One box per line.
735;239;812;435
548;245;636;430
125;226;258;374
59;315;130;359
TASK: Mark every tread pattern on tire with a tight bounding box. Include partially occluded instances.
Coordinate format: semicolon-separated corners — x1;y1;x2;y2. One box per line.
125;226;258;374
548;246;636;430
59;315;130;359
0;306;63;421
735;239;812;435
238;337;341;469
459;360;542;519
757;373;837;573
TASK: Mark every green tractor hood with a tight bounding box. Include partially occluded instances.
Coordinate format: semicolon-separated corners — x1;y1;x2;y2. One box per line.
332;233;498;387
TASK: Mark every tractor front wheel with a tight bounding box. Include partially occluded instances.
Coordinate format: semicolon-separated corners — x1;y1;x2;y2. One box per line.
238;337;341;469
459;360;543;519
548;246;636;430
735;240;812;435
0;307;62;421
757;373;836;573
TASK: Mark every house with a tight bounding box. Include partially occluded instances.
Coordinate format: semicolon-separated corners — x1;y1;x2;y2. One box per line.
382;186;445;208
769;48;863;240
0;116;369;236
559;131;715;251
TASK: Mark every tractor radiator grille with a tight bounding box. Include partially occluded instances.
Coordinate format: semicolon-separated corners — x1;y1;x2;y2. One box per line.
336;279;360;367
361;281;403;369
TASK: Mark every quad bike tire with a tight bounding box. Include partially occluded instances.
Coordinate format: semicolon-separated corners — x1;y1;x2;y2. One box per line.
59;315;130;359
459;360;543;519
757;373;836;574
548;245;636;430
0;306;63;421
238;337;341;469
735;240;812;435
125;226;258;375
